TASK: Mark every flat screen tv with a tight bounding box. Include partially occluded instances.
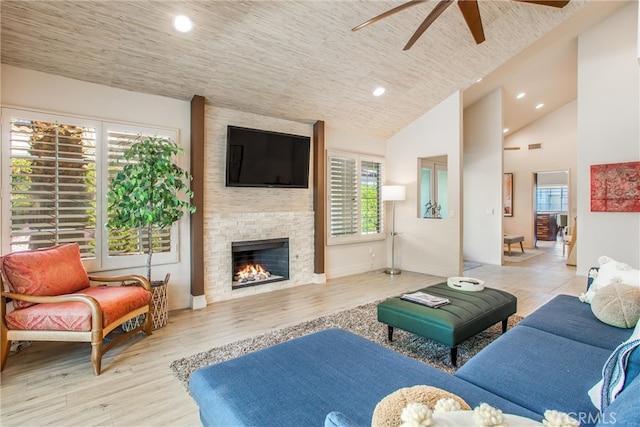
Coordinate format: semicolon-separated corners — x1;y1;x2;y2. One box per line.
226;125;311;188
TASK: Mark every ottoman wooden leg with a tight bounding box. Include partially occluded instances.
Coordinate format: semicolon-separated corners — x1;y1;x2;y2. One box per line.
450;347;458;367
387;326;394;342
502;318;509;333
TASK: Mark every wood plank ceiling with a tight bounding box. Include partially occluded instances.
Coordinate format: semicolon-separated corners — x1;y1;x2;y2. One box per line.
1;0;592;138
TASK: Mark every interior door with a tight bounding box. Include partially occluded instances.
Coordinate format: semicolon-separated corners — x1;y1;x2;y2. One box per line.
533;173;538;248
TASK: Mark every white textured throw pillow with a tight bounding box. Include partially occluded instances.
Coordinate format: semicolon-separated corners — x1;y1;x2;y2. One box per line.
591;283;640;328
580;256;640;304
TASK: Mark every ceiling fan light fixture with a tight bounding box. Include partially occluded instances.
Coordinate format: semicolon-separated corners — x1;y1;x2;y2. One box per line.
373;87;386;97
172;15;194;33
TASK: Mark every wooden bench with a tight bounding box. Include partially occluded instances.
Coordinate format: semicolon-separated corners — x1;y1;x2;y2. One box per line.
503;234;525;256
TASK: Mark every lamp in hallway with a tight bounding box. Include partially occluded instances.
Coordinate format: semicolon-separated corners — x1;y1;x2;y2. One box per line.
381;185;406;275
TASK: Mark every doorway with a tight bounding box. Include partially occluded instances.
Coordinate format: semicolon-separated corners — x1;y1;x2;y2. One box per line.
533;171;569;251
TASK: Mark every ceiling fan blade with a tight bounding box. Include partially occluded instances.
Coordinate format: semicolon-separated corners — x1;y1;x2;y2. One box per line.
352;0;427;32
458;0;485;44
512;0;570;8
403;0;454;51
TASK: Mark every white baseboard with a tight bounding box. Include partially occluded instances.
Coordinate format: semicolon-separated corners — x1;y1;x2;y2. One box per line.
326;261;386;280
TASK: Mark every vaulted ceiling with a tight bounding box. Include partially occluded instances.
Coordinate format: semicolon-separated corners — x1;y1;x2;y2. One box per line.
0;1;627;138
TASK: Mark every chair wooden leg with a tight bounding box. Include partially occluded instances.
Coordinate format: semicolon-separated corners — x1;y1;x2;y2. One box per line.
1;326;10;371
1;297;10;371
90;331;103;375
143;310;153;335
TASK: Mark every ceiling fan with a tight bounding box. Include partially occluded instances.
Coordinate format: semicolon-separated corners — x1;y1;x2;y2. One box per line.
352;0;570;50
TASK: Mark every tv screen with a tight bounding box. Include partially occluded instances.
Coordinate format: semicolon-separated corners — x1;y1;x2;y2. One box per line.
226;126;311;188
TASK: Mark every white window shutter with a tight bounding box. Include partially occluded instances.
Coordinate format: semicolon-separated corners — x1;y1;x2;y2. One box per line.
7;117;97;256
329;155;358;237
106;130;173;257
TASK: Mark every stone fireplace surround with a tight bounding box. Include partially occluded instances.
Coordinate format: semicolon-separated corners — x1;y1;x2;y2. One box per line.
205;211;315;303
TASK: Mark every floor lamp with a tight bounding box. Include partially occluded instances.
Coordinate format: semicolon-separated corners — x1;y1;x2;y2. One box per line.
381;185;405;275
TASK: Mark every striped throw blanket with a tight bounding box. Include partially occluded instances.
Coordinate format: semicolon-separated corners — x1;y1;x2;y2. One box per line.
600;336;640;410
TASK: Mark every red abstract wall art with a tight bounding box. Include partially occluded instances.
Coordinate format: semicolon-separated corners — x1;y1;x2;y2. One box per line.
590;161;640;212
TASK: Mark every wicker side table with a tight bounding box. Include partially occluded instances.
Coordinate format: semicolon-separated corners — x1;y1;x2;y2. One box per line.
150;280;168;330
122;274;169;331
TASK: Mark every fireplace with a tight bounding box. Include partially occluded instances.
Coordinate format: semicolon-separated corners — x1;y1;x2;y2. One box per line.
231;238;289;289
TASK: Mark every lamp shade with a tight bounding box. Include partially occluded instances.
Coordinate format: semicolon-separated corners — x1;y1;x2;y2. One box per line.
381;185;406;202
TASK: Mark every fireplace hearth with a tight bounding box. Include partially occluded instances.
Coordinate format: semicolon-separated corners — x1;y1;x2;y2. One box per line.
231;238;289;289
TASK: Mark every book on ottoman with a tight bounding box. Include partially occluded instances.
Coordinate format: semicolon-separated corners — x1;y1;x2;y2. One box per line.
401;291;450;308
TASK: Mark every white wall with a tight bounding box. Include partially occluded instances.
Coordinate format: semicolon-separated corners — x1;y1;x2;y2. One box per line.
503;100;578;248
577;2;640;273
324;125;388;278
0;65;393;305
0;65;194;310
463;88;504;265
386;92;463;278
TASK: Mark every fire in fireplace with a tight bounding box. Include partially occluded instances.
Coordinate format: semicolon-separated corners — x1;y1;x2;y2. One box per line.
234;263;271;283
231;238;289;289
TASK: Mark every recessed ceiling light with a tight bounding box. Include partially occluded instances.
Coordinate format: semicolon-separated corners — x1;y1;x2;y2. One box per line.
373;87;386;97
503;128;509;134
516;92;526;99
173;15;194;33
535;103;544;110
476;77;483;83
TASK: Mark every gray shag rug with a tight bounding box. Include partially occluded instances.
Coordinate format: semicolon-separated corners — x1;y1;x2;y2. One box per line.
170;301;522;390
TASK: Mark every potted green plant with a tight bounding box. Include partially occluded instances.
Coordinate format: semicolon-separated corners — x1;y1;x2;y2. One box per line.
106;135;195;283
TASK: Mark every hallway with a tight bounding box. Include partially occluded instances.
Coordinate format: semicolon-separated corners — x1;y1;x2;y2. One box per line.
476;237;583;316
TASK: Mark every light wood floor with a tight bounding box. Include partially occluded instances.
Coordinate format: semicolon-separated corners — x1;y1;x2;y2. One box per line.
1;239;585;426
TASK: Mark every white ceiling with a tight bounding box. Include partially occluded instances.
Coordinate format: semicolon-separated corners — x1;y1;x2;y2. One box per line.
0;1;628;139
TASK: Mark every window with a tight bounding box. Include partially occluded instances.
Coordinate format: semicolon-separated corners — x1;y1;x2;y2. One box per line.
4;113;97;257
360;160;382;234
104;127;172;262
536;186;568;212
327;151;384;244
419;157;448;219
1;108;180;271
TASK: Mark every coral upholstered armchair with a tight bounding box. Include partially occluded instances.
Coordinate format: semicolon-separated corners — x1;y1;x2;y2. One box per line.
0;243;152;375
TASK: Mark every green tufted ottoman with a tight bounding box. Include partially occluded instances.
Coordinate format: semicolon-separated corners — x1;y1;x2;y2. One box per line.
377;282;517;366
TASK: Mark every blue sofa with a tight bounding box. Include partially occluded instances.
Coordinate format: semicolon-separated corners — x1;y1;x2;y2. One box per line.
189;294;639;426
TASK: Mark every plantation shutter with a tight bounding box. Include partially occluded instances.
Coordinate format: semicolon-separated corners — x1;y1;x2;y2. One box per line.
360;160;382;234
106;130;172;257
7;117;97;256
329;154;358;237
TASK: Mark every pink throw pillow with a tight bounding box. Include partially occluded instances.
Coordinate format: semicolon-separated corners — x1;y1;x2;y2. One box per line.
1;243;90;309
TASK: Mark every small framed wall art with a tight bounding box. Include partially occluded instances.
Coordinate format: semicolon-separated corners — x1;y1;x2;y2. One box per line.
504;173;513;217
590;161;640;212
